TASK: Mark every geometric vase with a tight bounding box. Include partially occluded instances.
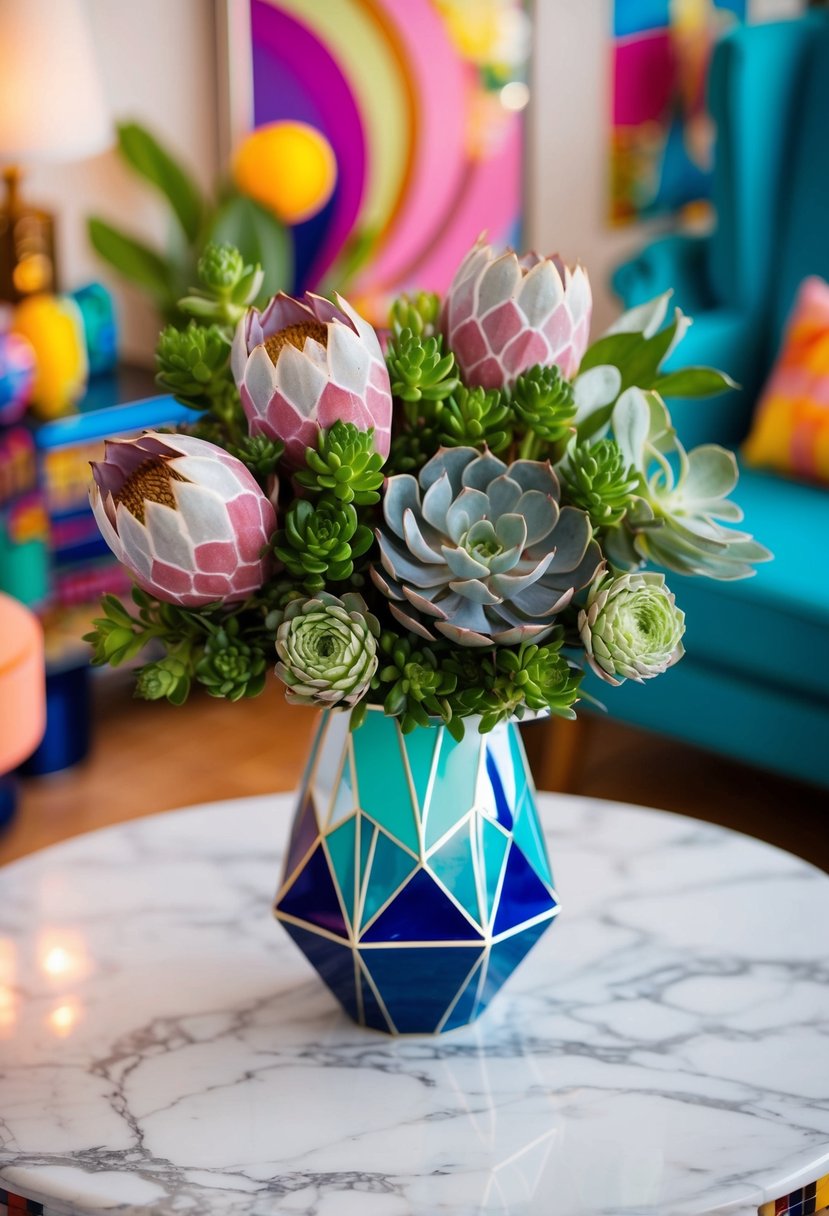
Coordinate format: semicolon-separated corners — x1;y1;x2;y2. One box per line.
274;707;560;1034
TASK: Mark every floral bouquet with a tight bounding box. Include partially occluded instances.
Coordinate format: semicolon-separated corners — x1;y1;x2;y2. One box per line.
86;239;770;737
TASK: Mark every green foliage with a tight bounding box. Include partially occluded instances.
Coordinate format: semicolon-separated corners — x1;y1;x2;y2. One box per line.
135;656;191;706
295;421;385;505
509;364;577;446
87;121;289;322
274;500;373;591
560;437;640;529
446;637;582;733
386;425;441;475
177;242;264;327
195;618;267;701
227;434;284;483
156;321;230;410
438;384;512;452
386;328;459;404
389;291;441;338
372;633;457;732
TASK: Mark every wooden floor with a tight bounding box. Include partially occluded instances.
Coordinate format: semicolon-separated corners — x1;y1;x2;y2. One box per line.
3;672;827;872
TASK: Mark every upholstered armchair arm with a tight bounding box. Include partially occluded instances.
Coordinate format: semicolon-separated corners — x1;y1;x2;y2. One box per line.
611;233;714;314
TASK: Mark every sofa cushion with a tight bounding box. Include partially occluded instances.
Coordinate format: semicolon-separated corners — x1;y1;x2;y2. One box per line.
667;463;829;703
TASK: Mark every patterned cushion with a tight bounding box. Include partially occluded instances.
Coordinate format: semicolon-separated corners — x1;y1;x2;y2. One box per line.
743;276;829;482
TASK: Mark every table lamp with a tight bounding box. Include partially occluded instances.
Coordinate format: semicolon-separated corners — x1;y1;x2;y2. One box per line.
0;0;111;302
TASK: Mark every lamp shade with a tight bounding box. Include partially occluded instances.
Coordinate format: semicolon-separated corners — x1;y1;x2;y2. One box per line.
0;0;110;164
0;592;45;771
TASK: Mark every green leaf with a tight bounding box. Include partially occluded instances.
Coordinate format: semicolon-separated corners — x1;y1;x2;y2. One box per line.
650;367;738;398
208;194;292;305
88;218;175;302
117;122;204;243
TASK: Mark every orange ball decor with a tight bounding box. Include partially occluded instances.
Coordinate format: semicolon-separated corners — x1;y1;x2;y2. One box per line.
232;121;337;226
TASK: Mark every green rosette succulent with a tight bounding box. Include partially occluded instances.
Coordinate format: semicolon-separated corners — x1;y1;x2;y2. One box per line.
135;656;191;706
196;618;267;700
275;591;380;707
372;632;457;732
372;446;602;646
156;321;230;407
390;291;441;338
510;363;577;444
561;437;640;529
438;385;512;452
386;328;459;404
274;500;373;591
295;420;385;506
578;570;685;686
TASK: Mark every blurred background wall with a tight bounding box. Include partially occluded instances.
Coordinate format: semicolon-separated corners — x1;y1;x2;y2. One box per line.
21;0;806;359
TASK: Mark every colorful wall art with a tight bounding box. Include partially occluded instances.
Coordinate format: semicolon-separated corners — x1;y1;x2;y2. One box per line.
610;0;746;225
244;0;529;322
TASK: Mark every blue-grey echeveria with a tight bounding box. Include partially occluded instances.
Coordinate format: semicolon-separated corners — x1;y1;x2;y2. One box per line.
371;446;602;647
578;570;685;686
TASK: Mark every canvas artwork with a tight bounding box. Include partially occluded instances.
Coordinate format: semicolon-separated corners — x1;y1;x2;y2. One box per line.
610;0;746;225
239;0;529;322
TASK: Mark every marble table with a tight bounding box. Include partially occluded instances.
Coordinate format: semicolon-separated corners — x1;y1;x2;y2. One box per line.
1;793;828;1216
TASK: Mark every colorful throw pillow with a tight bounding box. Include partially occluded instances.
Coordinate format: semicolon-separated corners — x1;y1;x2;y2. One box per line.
743;276;829;482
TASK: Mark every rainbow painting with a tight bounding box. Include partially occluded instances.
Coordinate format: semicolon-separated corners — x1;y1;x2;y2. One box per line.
244;0;528;322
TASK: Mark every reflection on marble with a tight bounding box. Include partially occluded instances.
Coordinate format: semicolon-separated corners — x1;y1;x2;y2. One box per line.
0;794;828;1215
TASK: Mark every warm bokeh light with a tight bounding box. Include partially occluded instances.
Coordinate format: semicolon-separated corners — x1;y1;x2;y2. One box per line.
42;946;72;976
48;1000;80;1037
499;81;530;112
37;930;91;983
0;938;16;1033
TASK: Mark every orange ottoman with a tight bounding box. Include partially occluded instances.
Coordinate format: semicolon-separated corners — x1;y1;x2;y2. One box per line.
0;592;46;773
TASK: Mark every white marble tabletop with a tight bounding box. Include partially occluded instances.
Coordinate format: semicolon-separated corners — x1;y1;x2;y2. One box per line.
0;793;828;1216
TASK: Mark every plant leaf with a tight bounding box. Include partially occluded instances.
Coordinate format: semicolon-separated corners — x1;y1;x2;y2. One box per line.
208;194;292;305
650;367;738;398
87;218;176;302
117;122;204;243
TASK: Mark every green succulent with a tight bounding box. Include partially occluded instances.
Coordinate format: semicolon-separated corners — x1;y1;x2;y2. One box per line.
386;425;441;475
275;591;380;707
178;242;264;327
135;655;192;706
295;421;385;505
262;581;308;633
274;500;372;592
510;364;577;444
560;437;640;529
156;322;230;408
390;291;441;338
227;433;284;482
386;328;459;404
448;638;581;731
372;632;457;732
578;570;685;686
603;389;772;578
195;618;267;700
438;384;512;452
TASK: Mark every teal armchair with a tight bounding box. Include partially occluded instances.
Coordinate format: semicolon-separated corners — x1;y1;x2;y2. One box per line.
601;14;829;790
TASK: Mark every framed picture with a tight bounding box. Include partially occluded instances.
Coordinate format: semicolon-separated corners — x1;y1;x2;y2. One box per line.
216;0;530;322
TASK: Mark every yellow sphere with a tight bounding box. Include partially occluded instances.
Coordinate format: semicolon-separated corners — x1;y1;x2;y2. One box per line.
11;294;88;420
232;121;337;225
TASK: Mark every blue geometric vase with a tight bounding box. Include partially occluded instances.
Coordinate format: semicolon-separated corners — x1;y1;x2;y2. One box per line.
274;708;559;1035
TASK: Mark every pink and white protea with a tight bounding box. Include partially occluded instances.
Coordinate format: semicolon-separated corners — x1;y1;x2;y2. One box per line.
231;292;392;468
441;240;592;389
89;432;276;607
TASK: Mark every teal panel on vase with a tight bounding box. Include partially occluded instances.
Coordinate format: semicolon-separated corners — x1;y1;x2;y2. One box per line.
363;945;483;1034
401;723;440;814
428;817;483;927
424;728;480;850
312;711;352;825
325;815;358;930
479;816;510;923
357;813;375;893
511;788;554;888
329;739;356;828
360;830;418;931
353;712;420;853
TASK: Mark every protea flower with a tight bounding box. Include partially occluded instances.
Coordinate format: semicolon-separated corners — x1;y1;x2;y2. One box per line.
371;446;602;646
231;292;392;468
441;240;592;390
578;571;685;686
89;432;276;607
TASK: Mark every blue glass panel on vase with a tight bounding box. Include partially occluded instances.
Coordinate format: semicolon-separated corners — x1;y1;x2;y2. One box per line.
276;711;561;1035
